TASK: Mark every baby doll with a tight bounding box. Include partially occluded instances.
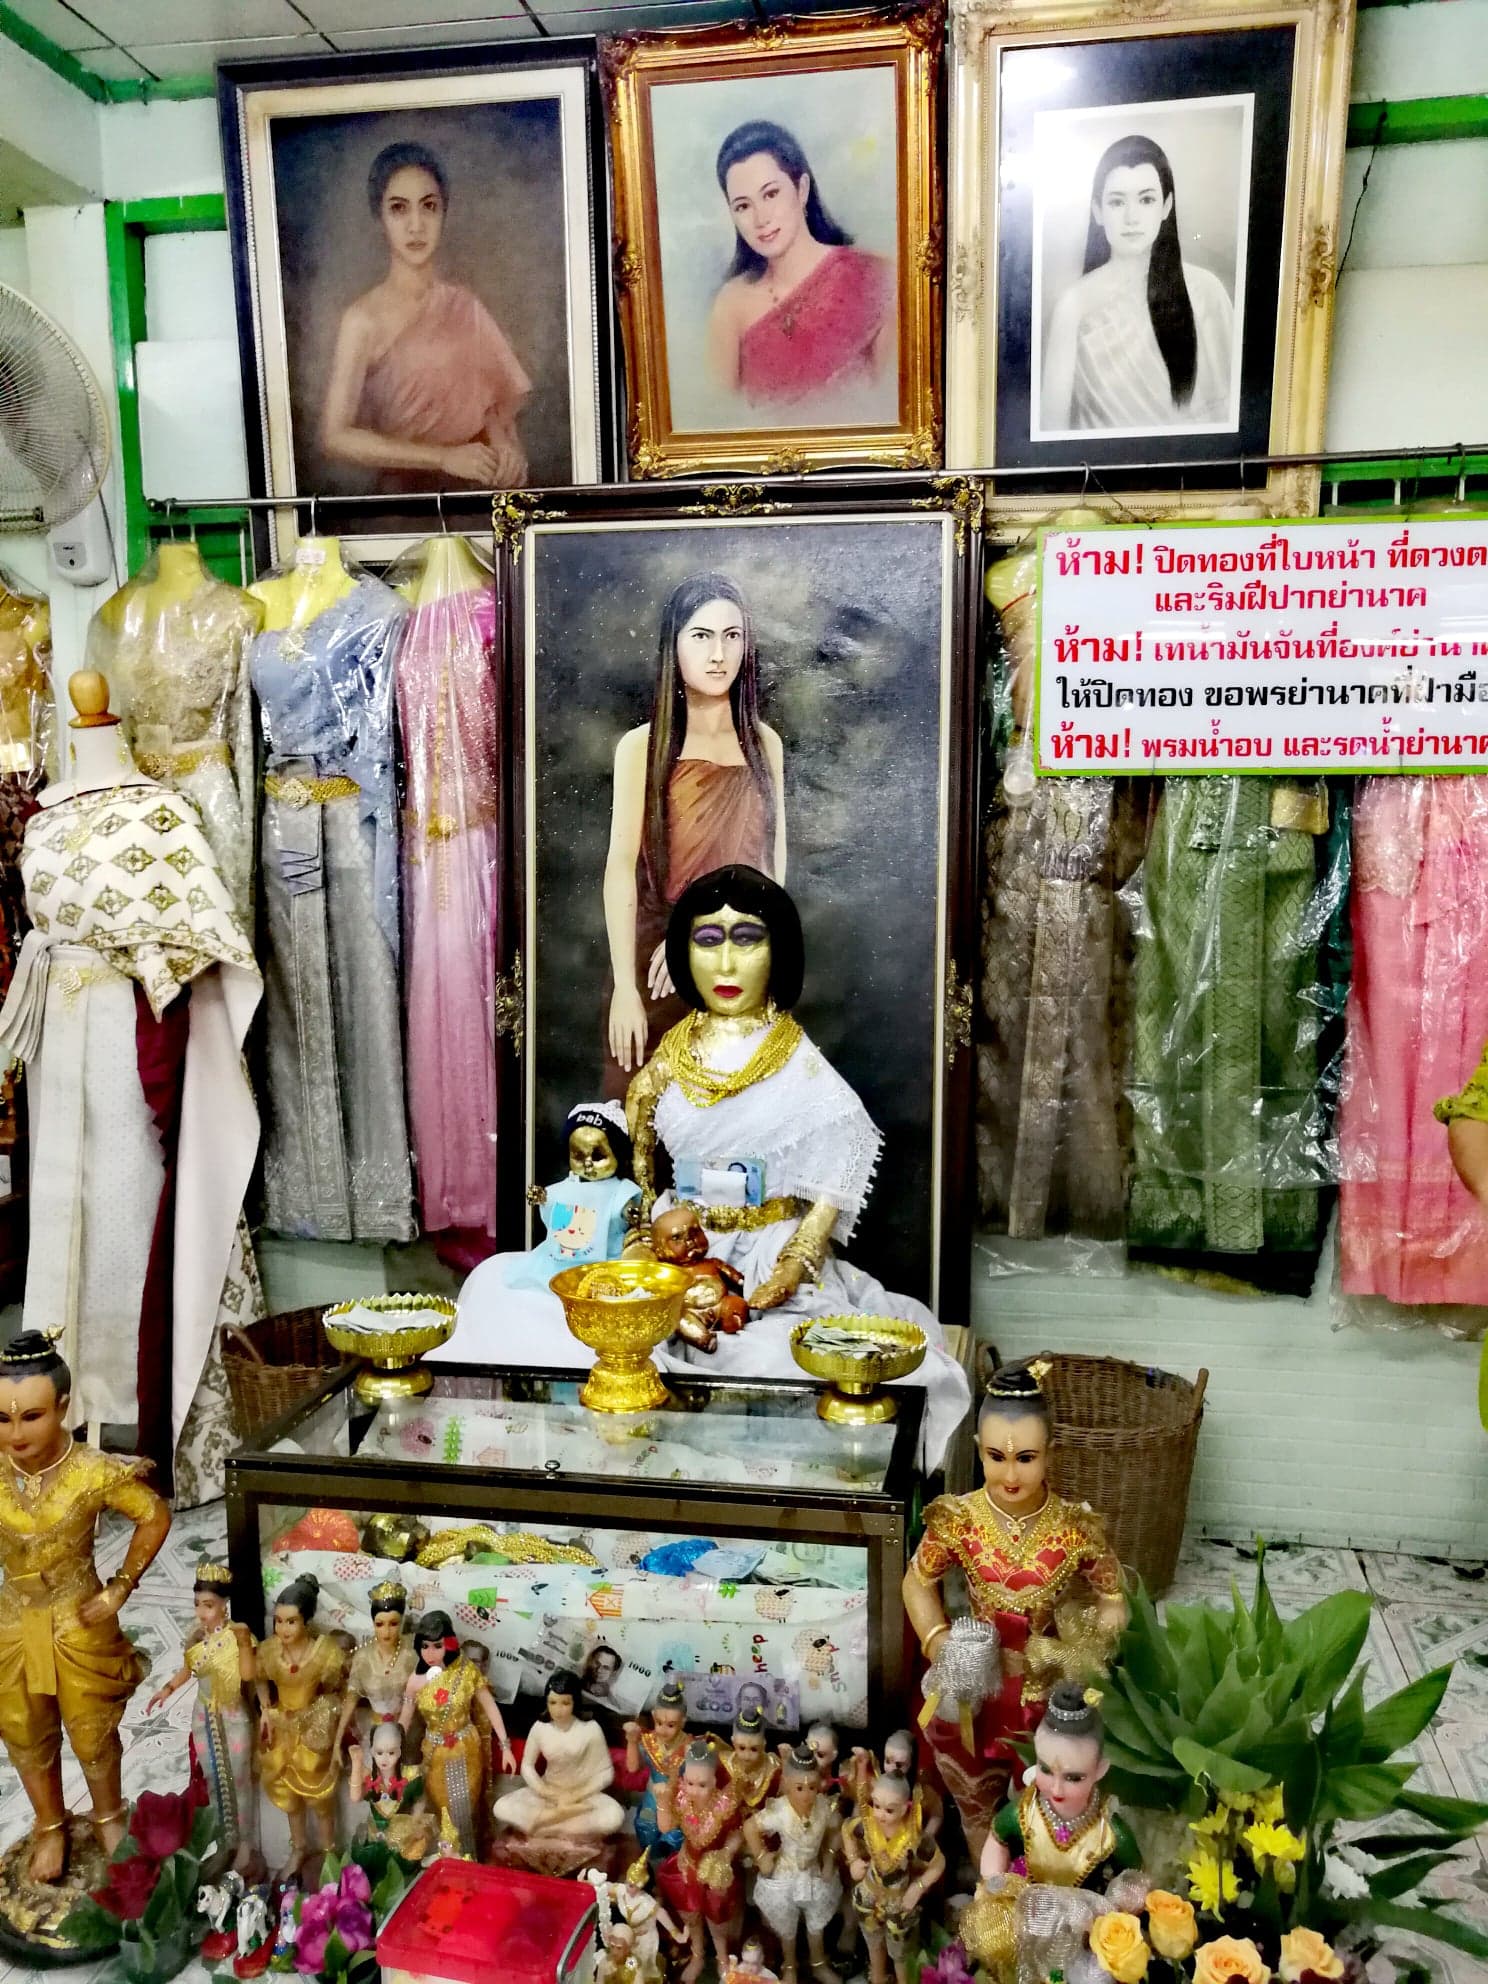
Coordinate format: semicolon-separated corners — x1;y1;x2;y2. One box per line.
843;1772;945;1984
651;1204;749;1345
348;1720;437;1864
722;1937;781;1984
506;1103;641;1287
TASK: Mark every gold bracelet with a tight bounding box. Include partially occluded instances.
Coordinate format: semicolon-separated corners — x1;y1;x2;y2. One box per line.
778;1238;825;1280
922;1623;950;1658
109;1570;136;1597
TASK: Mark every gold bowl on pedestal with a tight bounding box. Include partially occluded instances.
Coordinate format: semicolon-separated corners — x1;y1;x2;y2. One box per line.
789;1317;927;1424
322;1294;456;1407
550;1260;691;1413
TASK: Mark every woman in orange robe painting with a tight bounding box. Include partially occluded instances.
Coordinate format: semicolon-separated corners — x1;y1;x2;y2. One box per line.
321;141;531;491
706;120;894;415
602;573;786;1097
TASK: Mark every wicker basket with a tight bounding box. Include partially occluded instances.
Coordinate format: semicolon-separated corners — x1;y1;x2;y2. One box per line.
1034;1352;1207;1596
223;1307;344;1443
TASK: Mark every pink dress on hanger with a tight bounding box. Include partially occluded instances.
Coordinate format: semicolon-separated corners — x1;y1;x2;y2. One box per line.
398;584;499;1253
1338;774;1488;1304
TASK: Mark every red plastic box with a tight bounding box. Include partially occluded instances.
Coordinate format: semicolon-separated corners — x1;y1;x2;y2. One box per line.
377;1861;597;1984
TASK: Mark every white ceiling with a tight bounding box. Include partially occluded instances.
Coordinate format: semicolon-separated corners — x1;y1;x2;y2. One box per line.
2;0;795;85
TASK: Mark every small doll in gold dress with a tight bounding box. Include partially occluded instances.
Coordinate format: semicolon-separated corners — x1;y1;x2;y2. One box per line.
715;1702;780;1817
335;1578;416;1754
146;1558;257;1872
901;1362;1127;1859
842;1772;945;1984
254;1573;346;1879
399;1608;515;1859
348;1719;436;1864
960;1682;1141;1982
0;1330;170;1886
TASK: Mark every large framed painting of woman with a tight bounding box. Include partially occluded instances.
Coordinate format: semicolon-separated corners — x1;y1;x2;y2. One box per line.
493;477;983;1317
945;0;1354;518
219;41;614;559
603;10;944;478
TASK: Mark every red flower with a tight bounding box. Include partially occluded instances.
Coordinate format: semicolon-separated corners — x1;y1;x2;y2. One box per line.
91;1852;162;1921
434;1689;449;1706
128;1786;198;1859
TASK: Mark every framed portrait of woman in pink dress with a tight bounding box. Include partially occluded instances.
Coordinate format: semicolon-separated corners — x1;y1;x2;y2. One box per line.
604;12;943;477
220;40;613;559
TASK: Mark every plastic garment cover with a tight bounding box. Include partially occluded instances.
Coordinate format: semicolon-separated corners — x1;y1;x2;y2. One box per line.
1123;775;1348;1296
388;533;499;1251
247;537;414;1243
86;540;259;916
0;567;51;1147
1337;774;1488;1307
976;533;1147;1267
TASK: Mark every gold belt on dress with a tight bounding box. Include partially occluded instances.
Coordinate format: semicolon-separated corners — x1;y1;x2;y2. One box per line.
265;772;360;806
137;740;232;780
0;1561;101;1615
697;1197;807;1232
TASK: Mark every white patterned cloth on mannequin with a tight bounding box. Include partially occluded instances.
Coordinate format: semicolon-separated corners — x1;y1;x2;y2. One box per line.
0;772;262;1504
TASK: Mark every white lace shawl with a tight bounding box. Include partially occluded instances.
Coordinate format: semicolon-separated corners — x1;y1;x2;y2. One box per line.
654;1024;882;1240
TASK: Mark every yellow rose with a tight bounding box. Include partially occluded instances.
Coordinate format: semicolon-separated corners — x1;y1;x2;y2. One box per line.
1193;1937;1271;1984
1090;1912;1151;1984
1146;1890;1199;1962
1279;1930;1344;1982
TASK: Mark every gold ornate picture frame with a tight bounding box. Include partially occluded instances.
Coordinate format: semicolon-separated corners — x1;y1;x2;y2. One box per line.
604;9;944;477
946;0;1354;519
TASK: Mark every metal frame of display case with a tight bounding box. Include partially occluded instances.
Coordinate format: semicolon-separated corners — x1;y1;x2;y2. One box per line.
224;1361;923;1729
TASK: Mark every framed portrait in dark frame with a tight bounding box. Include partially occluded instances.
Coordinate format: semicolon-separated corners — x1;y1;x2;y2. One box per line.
493;478;982;1318
219;41;615;561
946;0;1355;519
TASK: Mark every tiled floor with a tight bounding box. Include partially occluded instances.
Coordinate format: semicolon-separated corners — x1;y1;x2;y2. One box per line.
2;1526;1487;1981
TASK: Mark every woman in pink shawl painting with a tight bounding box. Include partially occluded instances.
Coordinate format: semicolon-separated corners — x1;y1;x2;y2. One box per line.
705;120;894;416
321;141;531;490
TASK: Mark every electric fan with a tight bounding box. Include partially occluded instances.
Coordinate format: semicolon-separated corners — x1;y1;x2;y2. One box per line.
0;281;113;580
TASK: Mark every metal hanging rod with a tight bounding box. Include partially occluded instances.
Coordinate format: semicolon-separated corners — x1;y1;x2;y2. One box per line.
142;439;1488;515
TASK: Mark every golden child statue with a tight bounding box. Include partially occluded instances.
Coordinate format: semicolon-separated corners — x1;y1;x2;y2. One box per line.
0;1330;171;1941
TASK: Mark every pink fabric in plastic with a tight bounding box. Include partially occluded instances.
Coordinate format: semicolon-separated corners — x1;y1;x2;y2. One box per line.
1338;774;1488;1304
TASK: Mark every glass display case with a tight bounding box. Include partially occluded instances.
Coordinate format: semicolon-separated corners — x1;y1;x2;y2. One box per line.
225;1363;922;1734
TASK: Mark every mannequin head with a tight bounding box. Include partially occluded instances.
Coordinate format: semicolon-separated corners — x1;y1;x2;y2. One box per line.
651;1680;687;1743
368;1721;404;1783
0;1331;71;1471
680;1739;721;1803
193;1561;233;1635
274;1574;320;1649
1033;1683;1109;1821
731;1703;769;1766
652;1205;710;1266
666;865;804;1019
368;1580;408;1651
781;1745;820;1817
977;1364;1051;1518
806;1722;839;1778
869;1772;913;1833
412;1609;459;1673
565;1103;632;1181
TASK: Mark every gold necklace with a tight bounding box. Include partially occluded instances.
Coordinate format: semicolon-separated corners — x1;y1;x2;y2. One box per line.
982;1487;1049;1545
665;1011;803;1109
7;1436;73;1505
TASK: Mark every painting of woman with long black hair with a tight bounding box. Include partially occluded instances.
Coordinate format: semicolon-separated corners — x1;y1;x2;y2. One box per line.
601;572;786;1095
1032;97;1249;441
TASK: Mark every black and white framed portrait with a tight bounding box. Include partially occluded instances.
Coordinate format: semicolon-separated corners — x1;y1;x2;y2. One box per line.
946;0;1356;516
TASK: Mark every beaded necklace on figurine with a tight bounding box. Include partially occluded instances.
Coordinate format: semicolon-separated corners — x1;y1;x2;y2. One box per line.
664;1011;803;1109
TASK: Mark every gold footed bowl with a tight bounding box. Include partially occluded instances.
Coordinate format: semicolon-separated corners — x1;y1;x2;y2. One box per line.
550;1260;690;1413
322;1294;456;1407
789;1317;927;1424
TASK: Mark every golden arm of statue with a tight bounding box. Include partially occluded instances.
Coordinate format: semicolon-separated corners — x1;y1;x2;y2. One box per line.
749;1197;839;1310
901;1560;951;1663
625;1052;672;1212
